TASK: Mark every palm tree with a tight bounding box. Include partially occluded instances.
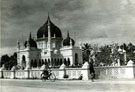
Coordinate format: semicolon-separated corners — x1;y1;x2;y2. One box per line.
82;43;92;62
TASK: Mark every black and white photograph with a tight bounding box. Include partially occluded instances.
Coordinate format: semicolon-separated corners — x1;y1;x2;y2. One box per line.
0;0;135;92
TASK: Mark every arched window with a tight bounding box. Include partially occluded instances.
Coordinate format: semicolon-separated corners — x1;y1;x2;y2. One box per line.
22;55;26;69
51;58;54;66
45;59;47;63
36;60;39;67
49;59;51;66
54;58;57;66
60;59;63;65
48;59;50;66
33;60;37;68
38;59;41;67
75;53;78;66
64;58;67;65
67;58;70;66
45;59;47;65
41;59;44;65
57;58;60;66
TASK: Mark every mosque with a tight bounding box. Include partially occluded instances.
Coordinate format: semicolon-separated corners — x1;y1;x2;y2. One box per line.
16;14;83;69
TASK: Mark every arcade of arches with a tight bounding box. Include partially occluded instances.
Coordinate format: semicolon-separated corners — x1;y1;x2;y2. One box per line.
30;58;71;68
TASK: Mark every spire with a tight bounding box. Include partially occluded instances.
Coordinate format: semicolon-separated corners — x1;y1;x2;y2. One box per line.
47;12;50;20
67;31;70;37
47;12;50;26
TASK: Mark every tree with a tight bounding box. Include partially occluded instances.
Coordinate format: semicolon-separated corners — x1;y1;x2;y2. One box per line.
82;43;92;62
95;45;112;66
0;52;17;70
126;43;135;61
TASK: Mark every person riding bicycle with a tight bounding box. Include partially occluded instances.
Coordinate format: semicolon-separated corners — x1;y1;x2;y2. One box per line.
41;63;50;79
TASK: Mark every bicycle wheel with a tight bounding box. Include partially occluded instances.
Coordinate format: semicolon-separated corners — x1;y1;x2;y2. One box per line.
49;73;56;82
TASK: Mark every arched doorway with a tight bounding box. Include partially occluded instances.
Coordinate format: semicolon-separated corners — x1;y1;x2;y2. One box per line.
22;55;26;69
75;53;78;65
31;60;33;68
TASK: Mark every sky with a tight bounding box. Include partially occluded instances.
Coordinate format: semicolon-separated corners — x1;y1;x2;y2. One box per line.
0;0;135;56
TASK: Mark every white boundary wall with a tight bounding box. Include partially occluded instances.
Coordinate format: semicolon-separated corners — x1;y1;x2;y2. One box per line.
0;61;135;80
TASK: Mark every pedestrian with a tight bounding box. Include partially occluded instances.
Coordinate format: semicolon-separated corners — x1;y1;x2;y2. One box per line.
89;61;95;82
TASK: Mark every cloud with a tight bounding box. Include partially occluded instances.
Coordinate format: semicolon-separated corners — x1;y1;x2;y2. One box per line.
1;0;135;55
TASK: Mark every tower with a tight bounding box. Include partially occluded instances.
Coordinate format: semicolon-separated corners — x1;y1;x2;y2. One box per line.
17;40;20;52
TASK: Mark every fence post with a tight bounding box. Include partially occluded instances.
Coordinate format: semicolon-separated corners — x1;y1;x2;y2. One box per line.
0;65;5;78
24;69;30;79
10;66;16;79
125;60;135;78
0;70;4;78
82;62;90;80
10;70;15;79
59;63;66;79
27;69;30;79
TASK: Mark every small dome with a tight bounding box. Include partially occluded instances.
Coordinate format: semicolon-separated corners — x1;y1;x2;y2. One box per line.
24;33;37;48
37;15;62;38
63;32;75;46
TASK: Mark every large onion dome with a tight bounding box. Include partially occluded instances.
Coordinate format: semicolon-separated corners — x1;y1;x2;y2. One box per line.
37;15;62;38
63;32;75;46
24;33;37;48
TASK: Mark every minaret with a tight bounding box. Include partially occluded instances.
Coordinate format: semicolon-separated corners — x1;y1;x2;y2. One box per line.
43;34;46;49
26;32;31;69
47;13;52;52
67;31;72;47
70;39;73;47
17;40;20;52
79;41;82;49
27;32;31;49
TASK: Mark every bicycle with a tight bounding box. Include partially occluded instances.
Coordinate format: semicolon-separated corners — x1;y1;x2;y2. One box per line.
40;70;56;82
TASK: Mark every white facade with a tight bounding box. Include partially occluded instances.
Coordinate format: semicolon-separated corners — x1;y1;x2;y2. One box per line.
17;15;83;69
